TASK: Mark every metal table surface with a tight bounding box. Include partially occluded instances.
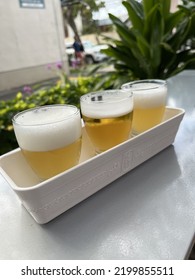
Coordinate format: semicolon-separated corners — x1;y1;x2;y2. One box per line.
0;70;195;260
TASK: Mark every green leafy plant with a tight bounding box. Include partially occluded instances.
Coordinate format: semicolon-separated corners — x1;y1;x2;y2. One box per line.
100;0;195;87
0;75;101;155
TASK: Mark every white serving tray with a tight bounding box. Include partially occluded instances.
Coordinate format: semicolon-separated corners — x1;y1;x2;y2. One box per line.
0;107;185;224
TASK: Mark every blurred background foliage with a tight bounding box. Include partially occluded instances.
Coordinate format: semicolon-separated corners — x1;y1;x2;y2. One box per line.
0;75;101;155
98;0;195;88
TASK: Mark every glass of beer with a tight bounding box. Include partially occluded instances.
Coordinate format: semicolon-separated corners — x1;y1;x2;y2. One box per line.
12;105;82;180
121;79;167;135
80;90;134;154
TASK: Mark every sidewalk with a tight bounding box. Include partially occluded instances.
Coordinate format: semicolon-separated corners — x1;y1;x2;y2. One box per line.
0;77;58;101
0;64;113;101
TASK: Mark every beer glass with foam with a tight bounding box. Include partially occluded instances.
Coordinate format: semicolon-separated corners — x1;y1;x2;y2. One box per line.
12;105;82;180
80;90;134;154
121;80;167;135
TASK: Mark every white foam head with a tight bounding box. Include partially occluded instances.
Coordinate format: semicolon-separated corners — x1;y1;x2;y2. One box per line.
80;90;133;118
122;80;167;108
13;105;81;152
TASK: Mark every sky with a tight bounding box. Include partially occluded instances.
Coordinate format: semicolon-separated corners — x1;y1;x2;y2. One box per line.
93;0;128;24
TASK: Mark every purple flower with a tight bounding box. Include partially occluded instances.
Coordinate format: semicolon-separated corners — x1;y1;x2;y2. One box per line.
56;61;63;70
23;86;32;94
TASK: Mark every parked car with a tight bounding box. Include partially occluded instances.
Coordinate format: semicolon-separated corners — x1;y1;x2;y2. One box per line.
83;41;108;64
65;40;108;65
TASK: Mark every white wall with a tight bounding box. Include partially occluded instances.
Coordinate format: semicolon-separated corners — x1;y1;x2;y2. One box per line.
0;0;68;93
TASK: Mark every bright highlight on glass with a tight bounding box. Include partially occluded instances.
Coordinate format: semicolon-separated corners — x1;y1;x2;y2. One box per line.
12;105;82;180
80;90;134;154
122;80;167;135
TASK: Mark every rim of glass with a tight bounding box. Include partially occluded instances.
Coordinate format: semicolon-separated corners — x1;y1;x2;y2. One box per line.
80;89;133;104
121;79;167;91
12;104;80;126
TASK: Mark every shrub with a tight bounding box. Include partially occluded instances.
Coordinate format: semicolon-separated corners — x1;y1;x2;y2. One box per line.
99;0;195;87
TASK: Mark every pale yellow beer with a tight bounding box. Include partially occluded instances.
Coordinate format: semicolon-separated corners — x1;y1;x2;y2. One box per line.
21;138;81;179
80;90;134;153
122;80;167;135
12;105;82;180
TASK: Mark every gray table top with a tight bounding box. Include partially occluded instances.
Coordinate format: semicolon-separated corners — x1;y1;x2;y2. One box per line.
0;70;195;260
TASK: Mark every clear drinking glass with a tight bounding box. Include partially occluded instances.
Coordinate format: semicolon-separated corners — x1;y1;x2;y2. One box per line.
122;79;167;135
80;90;134;154
12;104;82;180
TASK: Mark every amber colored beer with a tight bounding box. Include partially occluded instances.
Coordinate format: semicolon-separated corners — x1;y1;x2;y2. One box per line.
122;80;167;135
12;105;82;180
80;90;134;153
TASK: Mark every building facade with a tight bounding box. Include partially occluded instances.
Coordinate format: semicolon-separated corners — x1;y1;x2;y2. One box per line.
0;0;68;92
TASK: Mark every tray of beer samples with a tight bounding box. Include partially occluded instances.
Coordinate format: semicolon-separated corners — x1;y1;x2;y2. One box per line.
0;107;185;224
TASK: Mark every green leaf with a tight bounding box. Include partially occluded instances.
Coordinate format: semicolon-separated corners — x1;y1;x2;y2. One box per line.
160;42;174;53
109;13;152;76
143;0;156;17
103;45;149;78
160;0;171;19
122;0;144;32
167;57;195;78
188;13;195;37
145;4;164;70
131;29;150;58
168;17;192;50
108;13;136;42
143;3;160;40
150;10;163;69
164;10;184;37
